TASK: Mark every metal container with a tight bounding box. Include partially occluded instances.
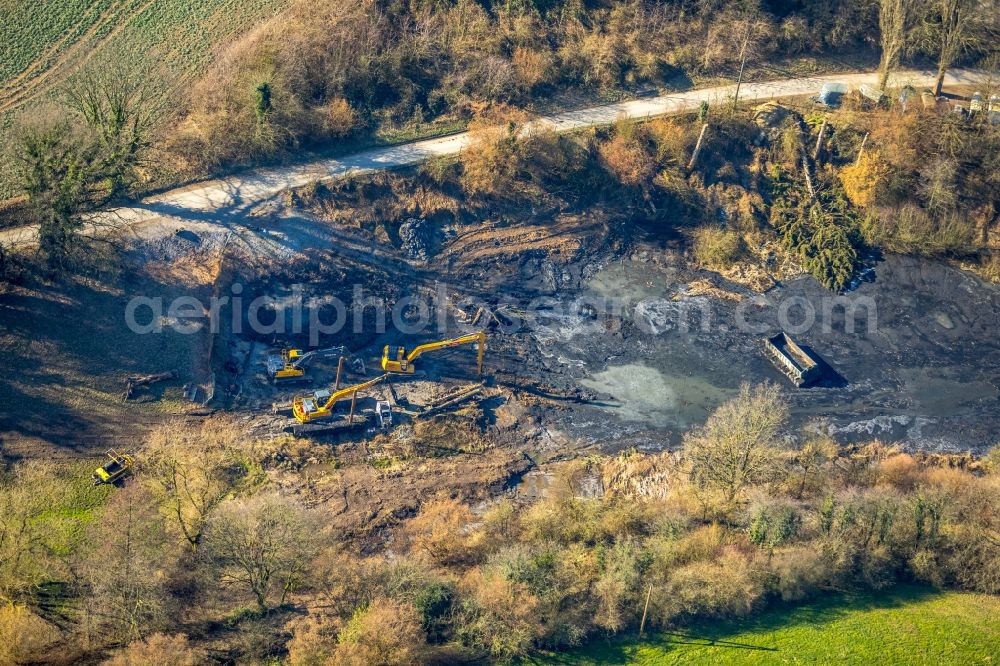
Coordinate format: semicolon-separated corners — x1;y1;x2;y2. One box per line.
764;333;821;387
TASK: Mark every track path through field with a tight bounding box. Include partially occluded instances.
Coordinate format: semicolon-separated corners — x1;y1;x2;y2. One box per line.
0;68;986;248
0;0;145;113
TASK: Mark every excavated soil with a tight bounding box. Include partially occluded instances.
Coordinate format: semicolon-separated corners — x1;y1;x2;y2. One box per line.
2;193;997;464
211;201;999;456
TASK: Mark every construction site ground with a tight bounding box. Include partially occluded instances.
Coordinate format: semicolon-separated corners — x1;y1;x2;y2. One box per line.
2;172;999;538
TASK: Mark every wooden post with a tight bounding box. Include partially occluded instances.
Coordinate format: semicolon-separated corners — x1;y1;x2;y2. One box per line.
855;132;870;166
639;584;653;637
348;390;357;424
687;123;708;171
335;356;345;390
813;118;827;162
476;334;485;376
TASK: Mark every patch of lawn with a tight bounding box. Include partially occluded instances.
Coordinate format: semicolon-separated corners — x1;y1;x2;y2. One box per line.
32;461;110;556
534;585;1000;665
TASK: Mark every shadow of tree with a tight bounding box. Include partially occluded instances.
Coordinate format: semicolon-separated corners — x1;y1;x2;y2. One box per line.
536;585;944;665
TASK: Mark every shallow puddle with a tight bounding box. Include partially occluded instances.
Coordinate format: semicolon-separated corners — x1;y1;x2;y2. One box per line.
540;255;1000;451
580;363;733;429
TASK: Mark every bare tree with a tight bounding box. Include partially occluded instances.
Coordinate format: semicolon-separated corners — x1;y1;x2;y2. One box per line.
924;0;997;96
919;157;959;211
143;424;248;549
14;61;165;271
684;383;789;518
878;0;918;90
709;11;773;109
64;61;168;201
201;493;317;611
82;485;172;643
14;117;96;271
0;463;79;603
103;633;204;666
789;433;839;499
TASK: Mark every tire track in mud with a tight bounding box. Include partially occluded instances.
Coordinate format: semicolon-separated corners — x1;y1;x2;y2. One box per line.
439;223;590;266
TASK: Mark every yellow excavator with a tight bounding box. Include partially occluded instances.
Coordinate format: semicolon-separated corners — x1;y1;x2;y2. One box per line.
381;331;486;375
292;375;387;423
266;346;347;383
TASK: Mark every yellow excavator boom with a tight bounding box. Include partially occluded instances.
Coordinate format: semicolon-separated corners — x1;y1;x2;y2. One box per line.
381;331;485;375
292;374;387;423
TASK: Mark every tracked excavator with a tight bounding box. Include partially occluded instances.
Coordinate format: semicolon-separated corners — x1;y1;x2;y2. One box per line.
381;332;486;376
292;374;388;423
266;346;347;383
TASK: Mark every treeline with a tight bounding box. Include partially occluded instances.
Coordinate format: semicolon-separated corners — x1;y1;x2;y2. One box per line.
302;98;999;291
2;66;165;277
5;0;998;286
843;104;1000;261
0;385;997;663
163;0;883;173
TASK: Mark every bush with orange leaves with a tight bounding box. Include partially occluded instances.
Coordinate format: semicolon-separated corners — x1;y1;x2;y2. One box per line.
839;149;891;209
0;604;59;665
661;551;762;620
323;98;357;139
103;633;203;666
404;493;482;567
329;598;426;666
597;118;656;187
459;108;533;196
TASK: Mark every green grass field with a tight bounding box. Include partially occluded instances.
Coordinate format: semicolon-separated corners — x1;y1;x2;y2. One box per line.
535;586;1000;665
0;0;289;113
0;0;291;198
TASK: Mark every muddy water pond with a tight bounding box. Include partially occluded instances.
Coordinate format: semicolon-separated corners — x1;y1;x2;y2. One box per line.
579;364;733;429
529;254;1000;453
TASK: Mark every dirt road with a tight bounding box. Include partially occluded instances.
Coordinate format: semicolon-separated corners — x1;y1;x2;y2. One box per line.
0;68;985;249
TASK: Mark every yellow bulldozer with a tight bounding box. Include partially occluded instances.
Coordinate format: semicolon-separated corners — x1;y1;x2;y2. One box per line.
292;375;387;423
381;331;485;376
92;449;134;486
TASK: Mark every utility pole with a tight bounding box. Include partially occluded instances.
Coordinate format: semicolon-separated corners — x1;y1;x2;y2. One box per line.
335;356;345;390
732;24;752;112
855;132;870;166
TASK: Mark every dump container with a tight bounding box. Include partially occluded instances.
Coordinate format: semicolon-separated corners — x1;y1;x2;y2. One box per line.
859;84;884;104
764;333;821;387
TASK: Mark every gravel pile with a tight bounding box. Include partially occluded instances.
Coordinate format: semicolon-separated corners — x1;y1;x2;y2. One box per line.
399;218;433;260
